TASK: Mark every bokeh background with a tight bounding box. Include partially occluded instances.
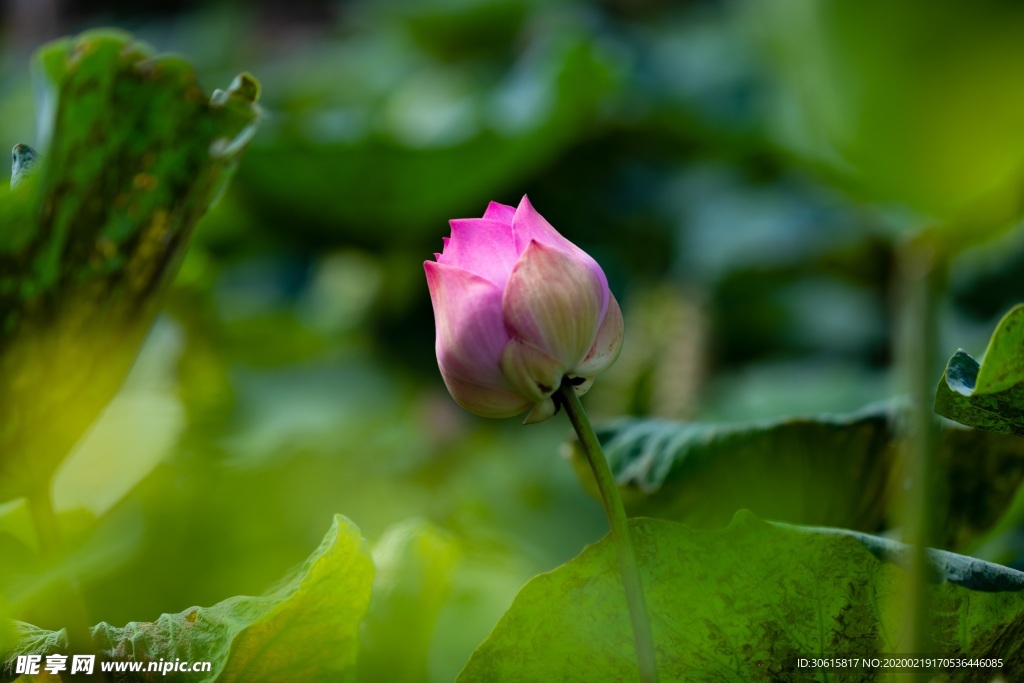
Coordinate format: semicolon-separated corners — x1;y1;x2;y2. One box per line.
5;0;1024;679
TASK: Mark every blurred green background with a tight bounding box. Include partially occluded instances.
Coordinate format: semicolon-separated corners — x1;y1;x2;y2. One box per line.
5;0;1024;680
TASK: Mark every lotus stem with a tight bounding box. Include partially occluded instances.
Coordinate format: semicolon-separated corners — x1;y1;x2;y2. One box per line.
557;378;659;683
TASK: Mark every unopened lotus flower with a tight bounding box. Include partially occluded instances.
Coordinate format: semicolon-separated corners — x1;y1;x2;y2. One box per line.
425;196;623;423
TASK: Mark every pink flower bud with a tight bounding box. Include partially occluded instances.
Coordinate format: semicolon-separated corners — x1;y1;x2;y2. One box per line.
424;196;623;423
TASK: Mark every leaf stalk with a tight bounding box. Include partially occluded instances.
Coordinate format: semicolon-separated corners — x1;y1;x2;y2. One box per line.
27;485;104;682
895;235;947;679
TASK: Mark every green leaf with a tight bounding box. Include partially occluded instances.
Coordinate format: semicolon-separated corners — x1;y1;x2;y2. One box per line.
459;513;1024;681
1;514;373;682
0;622;64;675
358;519;461;683
935;304;1024;435
568;404;1024;550
0;29;260;500
50;320;185;518
750;0;1024;240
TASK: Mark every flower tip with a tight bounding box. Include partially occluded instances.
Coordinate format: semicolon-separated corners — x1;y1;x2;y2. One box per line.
483;201;516;223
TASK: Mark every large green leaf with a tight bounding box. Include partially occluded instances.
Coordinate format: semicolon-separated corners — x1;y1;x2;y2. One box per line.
0;514;373;682
0;29;260;500
568;404;1024;550
935;304;1024;435
459;513;1024;682
357;519;461;683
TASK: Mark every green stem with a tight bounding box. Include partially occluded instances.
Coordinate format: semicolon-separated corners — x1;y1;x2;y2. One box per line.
894;236;946;679
557;379;659;683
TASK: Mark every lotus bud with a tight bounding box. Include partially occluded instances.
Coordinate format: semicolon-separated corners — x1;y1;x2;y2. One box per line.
424;196;623;423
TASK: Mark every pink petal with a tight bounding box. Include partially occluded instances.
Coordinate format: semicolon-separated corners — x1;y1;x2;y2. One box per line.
502;240;605;370
425;261;511;392
510;195;580;256
483;201;516;224
437;364;532;418
572;291;623;377
511;195;609;319
436;218;518;288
